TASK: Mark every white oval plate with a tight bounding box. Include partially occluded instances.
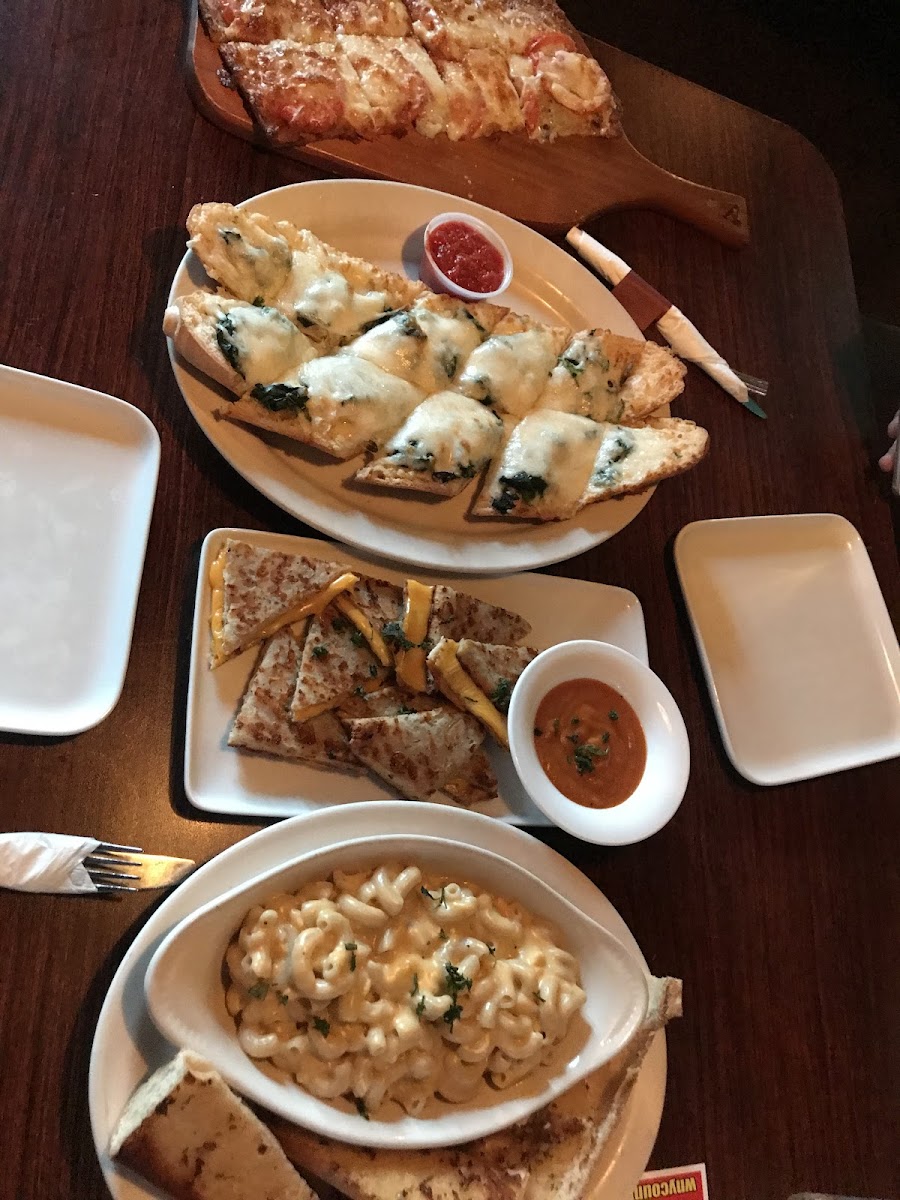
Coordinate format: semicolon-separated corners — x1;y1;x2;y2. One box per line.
167;179;652;574
89;803;667;1199
145;832;649;1148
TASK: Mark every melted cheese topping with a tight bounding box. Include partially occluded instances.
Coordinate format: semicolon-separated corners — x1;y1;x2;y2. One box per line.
209;546;227;664
383;391;502;477
276;253;390;340
429;639;509;747
222;305;316;389
301;356;424;457
458;330;557;417
346;305;482;393
333;594;393;666
535;337;627;423
395;579;433;692
190;212;292;303
497;411;603;515
293;673;383;724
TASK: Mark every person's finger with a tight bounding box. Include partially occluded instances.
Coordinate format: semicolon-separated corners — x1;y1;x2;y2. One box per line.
878;444;896;473
888;411;899;440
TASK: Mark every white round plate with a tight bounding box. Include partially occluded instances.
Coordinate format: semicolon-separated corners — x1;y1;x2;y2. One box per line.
89;802;667;1200
167;179;652;574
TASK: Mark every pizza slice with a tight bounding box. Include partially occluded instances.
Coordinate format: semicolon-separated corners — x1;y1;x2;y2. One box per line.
337;35;436;136
436;50;524;139
404;0;570;59
455;312;569;417
354;390;504;495
321;0;412;36
509;32;620;140
219;39;378;141
199;0;336;45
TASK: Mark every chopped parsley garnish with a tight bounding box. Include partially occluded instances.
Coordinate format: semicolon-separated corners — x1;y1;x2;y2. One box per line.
567;732;581;745
489;677;513;715
552;718;560;734
609;710;619;721
331;616;349;632
421;885;447;907
443;1002;463;1030
344;942;358;971
416;995;426;1016
533;990;544;1004
398;704;416;715
573;742;609;774
247;980;269;1000
438;928;448;941
444;963;472;998
571;716;580;725
251;295;265;307
410;973;419;996
602;730;610;743
312;644;329;659
381;620;415;651
313;1017;330;1037
354;1097;370;1120
533;727;543;737
368;663;378;677
350;628;366;647
277;991;290;1005
486;943;496;956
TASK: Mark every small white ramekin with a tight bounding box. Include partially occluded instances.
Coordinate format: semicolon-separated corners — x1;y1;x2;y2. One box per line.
507;641;690;845
419;211;513;302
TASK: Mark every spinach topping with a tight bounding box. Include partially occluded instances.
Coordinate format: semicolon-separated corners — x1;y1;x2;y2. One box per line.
489;677;513;714
250;381;310;416
247;980;268;1000
593;434;634;485
396;311;426;339
491;471;548;513
359;307;403;333
440;348;459;378
312;644;329;659
220;228;241;245
215;314;244;377
251;295;265;307
559;353;584;378
350;628;366;647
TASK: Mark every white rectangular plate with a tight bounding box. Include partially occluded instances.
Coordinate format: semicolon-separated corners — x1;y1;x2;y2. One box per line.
675;514;900;786
186;528;648;823
0;365;159;735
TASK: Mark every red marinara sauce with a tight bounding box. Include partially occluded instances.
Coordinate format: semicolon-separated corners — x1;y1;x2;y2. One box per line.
533;678;646;809
426;220;506;294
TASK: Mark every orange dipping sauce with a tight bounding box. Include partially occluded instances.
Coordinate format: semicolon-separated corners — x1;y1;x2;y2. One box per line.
533;678;646;809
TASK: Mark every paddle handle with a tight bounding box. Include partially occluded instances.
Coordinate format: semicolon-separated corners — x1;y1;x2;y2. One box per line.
588;135;750;249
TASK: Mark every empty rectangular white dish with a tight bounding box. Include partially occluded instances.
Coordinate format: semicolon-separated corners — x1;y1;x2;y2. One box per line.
185;528;649;824
0;365;160;735
675;514;900;785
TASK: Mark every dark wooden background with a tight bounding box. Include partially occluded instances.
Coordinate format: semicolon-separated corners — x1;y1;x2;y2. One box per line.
0;2;898;1199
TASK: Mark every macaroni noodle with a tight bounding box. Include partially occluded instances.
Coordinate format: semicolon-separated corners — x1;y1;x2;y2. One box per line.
224;863;586;1117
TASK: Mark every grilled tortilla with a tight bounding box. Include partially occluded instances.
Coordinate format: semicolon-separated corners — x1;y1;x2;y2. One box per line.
428;585;531;646
291;604;390;723
345;707;495;802
427;638;537;747
209;538;357;667
228;626;356;766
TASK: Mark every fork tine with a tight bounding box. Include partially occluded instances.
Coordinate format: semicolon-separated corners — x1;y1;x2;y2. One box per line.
87;867;142;884
734;370;769;397
96;841;143;854
94;882;140;894
84;855;141;872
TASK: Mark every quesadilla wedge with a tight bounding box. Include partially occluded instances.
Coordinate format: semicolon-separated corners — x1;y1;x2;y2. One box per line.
331;575;404;666
228;625;357;766
336;685;441;721
345;707;495;801
291;604;391;723
355;391;504;497
427;637;537;747
209;540;358;667
427;584;531;646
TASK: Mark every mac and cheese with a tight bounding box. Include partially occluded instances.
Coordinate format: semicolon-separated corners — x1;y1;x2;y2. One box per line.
224;863;586;1117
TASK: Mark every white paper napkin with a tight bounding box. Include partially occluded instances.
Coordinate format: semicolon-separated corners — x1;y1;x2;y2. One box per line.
566;227;760;412
0;832;100;894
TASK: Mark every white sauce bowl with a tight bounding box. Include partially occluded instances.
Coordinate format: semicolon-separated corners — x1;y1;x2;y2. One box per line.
507;641;690;844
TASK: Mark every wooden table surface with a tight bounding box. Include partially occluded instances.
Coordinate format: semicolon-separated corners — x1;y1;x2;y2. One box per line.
1;2;897;1198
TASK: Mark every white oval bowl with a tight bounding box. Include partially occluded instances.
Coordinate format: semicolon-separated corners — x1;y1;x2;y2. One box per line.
419;210;514;301
507;641;690;845
145;832;649;1149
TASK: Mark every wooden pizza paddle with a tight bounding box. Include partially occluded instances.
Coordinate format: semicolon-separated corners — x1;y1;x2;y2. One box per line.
185;7;749;248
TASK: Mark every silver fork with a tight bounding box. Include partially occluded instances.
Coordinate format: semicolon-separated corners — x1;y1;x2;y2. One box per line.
735;369;769;397
83;843;195;893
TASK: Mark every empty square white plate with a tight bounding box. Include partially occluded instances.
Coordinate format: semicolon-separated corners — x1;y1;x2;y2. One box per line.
675;514;900;785
0;365;160;735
